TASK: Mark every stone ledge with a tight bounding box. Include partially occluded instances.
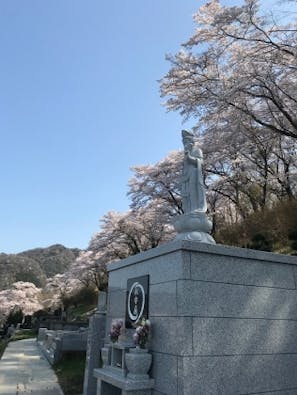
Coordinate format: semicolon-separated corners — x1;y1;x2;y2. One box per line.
108;240;297;272
94;368;154;390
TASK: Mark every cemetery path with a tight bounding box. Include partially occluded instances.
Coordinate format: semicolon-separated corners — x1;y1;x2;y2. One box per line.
0;338;64;395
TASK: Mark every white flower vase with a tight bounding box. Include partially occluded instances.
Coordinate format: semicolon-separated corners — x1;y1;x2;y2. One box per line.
125;347;152;380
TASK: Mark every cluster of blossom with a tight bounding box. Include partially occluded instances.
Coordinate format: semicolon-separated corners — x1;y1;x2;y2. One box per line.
64;250;108;292
133;318;151;348
0;281;43;318
109;319;123;343
41;273;82;309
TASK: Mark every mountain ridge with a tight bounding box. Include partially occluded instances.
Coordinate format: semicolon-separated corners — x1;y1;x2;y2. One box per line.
0;244;80;290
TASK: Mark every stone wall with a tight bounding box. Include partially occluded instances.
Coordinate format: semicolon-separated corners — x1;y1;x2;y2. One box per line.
106;240;297;395
37;327;88;364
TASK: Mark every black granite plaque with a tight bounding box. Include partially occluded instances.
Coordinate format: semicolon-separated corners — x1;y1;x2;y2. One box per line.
125;275;149;328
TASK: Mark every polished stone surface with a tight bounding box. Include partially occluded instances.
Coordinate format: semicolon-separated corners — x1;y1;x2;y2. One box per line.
107;240;297;273
108;249;190;290
150;281;177;316
105;240;297;394
151;352;178;395
178;354;297;394
192;317;297;355
94;367;154;391
177;279;297;319
190;252;296;288
150;317;193;356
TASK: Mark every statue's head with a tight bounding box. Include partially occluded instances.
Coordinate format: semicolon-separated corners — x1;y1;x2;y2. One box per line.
182;129;194;141
182;129;194;150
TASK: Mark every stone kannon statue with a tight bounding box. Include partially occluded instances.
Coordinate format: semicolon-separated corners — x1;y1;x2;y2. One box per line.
174;130;216;244
181;130;207;213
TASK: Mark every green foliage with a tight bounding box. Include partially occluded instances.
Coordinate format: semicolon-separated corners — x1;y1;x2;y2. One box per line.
0;339;8;359
288;228;297;251
0;254;47;290
0;330;37;361
15;271;43;287
32;309;48;318
61;286;98;310
6;307;24;327
10;329;37;342
247;233;273;252
21;244;81;277
215;199;297;253
0;245;81;291
53;351;86;395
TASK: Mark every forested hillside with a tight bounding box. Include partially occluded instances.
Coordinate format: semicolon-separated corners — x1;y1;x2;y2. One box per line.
0;245;80;291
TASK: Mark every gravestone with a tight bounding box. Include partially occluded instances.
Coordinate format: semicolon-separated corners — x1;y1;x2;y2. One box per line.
94;276;154;394
83;291;107;395
103;240;297;394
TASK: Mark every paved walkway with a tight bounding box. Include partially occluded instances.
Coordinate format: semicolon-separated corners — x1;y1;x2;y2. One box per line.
0;338;64;395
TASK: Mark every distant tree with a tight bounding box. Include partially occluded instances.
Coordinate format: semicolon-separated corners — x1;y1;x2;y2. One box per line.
66;250;108;292
6;306;24;327
247;233;273;251
42;274;80;309
201;125;297;221
0;282;43;320
127;139;296;232
288;227;297;250
215;198;297;250
15;270;43;288
61;286;98;310
128;151;183;214
58;154;183;291
61;202;175;293
89;203;175;260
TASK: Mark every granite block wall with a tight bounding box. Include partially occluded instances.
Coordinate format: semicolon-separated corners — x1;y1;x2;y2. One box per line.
106;240;297;395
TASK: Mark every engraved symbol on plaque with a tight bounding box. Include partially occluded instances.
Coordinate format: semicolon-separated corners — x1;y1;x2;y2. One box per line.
127;282;145;323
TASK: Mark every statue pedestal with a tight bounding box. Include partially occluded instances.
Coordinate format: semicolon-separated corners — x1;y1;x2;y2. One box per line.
173;211;215;244
102;240;297;394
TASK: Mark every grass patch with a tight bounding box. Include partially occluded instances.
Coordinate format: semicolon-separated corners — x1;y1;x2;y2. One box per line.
0;329;37;359
274;244;297;256
10;329;37;342
53;351;86;395
69;303;97;320
0;339;8;359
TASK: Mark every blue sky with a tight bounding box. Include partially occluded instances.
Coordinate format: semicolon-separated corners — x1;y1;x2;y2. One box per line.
0;0;294;253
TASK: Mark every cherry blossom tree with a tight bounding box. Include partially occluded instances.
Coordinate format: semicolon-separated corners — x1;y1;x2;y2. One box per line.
160;0;297;140
128;151;183;214
0;281;43;320
60;199;175;292
201;122;297;217
59;154;182;290
159;0;297;226
42;273;80;309
89;202;175;260
65;250;108;292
